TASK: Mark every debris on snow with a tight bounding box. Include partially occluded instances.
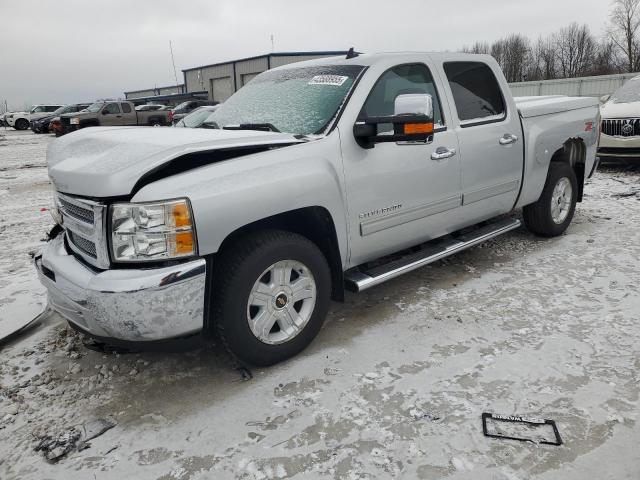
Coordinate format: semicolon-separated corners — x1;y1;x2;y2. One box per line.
34;418;117;463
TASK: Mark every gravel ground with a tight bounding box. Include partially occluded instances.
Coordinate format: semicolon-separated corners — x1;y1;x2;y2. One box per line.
0;129;639;479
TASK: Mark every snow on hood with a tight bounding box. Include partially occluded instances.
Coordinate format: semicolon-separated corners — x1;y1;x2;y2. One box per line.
47;127;304;197
600;101;640;119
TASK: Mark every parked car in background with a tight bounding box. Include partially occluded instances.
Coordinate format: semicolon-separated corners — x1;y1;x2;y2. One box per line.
135;104;166;111
598;75;640;162
173;105;219;128
31;104;90;133
57;100;171;135
169;100;218;124
6;104;63;130
36;53;599;366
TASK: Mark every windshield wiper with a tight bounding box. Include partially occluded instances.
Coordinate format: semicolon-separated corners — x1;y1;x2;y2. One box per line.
223;123;280;133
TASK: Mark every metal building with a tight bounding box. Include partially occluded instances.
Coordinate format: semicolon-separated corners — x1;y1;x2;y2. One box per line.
509;72;640;98
124;84;186;100
123;84;209;106
182;51;350;102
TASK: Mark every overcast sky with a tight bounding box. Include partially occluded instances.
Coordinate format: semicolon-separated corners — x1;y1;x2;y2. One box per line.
0;0;612;110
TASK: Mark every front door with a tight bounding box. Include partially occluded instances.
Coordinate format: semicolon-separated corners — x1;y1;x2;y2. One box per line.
440;61;523;218
101;102;123;126
340;63;462;266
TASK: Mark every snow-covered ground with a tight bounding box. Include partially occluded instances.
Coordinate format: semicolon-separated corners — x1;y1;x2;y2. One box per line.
1;128;639;479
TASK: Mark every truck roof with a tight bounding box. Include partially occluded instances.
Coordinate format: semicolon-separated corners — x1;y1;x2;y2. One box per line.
269;51;495;70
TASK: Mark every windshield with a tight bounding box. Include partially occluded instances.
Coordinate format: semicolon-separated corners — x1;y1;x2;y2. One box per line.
610;76;640;104
178;107;219;128
202;65;364;135
86;102;105;113
173;101;192;111
53;105;74;115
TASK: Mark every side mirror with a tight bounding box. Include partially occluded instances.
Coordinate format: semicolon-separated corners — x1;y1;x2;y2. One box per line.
102;109;109;115
354;93;435;148
600;94;611;104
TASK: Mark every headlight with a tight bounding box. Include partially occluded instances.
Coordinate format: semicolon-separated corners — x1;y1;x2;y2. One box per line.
70;117;79;124
110;198;196;262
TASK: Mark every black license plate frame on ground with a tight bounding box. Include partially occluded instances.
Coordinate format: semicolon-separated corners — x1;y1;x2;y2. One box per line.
482;412;562;446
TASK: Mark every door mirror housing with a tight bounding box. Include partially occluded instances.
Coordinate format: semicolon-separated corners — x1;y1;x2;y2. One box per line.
354;93;435;148
102;109;109;115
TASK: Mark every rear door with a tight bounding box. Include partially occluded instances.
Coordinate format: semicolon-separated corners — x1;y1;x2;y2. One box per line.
119;102;137;125
440;61;523;217
340;63;462;265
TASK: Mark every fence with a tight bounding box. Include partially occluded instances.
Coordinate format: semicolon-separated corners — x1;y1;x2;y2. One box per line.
509;72;640;98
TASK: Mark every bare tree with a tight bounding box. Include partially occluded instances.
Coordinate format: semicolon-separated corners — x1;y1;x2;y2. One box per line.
489;34;531;82
554;23;597;78
591;39;623;75
609;0;640;72
528;36;558;80
462;41;491;54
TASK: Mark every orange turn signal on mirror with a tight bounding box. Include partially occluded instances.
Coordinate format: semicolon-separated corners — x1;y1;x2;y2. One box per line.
404;123;434;135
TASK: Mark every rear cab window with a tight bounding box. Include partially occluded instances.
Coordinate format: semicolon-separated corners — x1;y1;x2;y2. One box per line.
443;62;505;127
121;103;132;113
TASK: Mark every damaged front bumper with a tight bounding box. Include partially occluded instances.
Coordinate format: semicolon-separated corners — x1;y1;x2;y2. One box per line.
34;233;207;341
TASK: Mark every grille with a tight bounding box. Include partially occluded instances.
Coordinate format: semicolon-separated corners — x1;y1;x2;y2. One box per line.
60;116;70;126
67;231;97;258
58;196;94;224
601;118;640;137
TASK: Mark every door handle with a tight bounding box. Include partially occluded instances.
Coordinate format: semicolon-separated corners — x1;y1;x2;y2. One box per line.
499;133;518;145
431;147;457;160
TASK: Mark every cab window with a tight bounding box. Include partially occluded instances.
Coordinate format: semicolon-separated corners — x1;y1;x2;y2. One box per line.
360;64;444;130
121;103;132;113
443;62;505;125
104;103;120;114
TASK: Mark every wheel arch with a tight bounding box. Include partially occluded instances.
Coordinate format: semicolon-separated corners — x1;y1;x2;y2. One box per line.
549;138;587;202
213;206;345;303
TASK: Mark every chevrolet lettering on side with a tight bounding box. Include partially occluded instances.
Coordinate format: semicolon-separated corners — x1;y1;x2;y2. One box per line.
35;52;600;366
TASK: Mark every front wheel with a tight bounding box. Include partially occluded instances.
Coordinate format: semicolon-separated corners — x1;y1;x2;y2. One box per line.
523;162;578;237
212;230;331;366
14;118;29;130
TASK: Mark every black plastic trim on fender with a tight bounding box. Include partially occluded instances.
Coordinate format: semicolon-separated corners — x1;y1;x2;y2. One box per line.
129;143;300;197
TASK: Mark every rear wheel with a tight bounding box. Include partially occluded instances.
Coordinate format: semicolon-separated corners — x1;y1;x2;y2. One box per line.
523;162;578;237
212;230;331;366
14;118;29;130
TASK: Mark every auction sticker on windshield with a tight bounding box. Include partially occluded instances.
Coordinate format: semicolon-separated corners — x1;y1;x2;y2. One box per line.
308;75;349;86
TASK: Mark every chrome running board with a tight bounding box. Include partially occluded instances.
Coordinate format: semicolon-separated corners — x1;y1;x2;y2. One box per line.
344;217;521;293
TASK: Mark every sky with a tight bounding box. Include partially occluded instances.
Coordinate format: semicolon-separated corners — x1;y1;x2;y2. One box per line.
0;0;612;111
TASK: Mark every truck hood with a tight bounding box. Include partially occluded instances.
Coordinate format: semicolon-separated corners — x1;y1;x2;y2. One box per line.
600;101;640;119
48;127;305;197
60;111;92;118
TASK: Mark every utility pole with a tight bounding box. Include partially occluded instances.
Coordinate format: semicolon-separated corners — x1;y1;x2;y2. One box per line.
169;40;180;92
270;34;275;53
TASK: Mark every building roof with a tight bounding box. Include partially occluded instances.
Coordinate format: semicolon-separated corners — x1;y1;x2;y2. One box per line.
182;51;350;72
124;84;185;95
126;90;208;104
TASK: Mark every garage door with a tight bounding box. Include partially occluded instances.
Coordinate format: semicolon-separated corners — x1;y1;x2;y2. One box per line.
210;77;233;102
241;72;260;86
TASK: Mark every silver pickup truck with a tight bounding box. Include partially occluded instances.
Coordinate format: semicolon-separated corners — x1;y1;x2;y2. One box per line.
35;52;600;365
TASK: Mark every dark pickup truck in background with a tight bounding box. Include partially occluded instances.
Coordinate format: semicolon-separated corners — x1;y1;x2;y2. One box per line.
58;100;171;135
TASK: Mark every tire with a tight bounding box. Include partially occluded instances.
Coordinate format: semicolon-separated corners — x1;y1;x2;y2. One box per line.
14;118;29;130
212;230;331;366
523;162;578;237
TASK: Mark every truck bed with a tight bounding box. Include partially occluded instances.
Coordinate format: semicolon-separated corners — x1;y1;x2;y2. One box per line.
515;95;599;118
